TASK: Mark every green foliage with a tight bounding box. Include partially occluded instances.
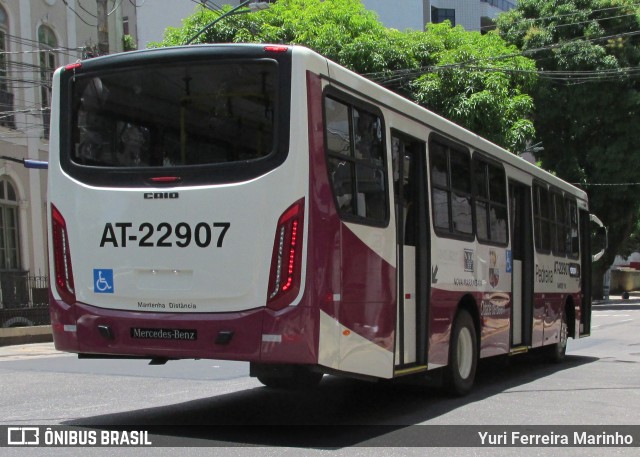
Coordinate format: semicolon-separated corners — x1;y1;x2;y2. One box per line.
411;23;537;151
498;0;640;285
153;0;537;152
122;34;137;52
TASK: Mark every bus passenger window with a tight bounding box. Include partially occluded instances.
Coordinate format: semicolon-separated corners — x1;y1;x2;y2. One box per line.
429;139;472;238
473;158;508;245
534;184;552;252
567;199;579;258
328;157;354;214
325;98;351;156
552;192;567;256
354;108;383;162
324;95;388;225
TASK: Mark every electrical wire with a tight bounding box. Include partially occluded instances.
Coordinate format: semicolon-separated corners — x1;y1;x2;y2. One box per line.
61;0;97;27
108;0;124;16
76;0;98;18
480;1;640;31
364;28;640;88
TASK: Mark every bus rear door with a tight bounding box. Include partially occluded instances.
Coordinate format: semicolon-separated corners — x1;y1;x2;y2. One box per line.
392;131;429;372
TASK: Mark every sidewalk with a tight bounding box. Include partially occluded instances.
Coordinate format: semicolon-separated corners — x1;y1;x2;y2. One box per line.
0;325;52;347
0;340;65;360
593;293;640;307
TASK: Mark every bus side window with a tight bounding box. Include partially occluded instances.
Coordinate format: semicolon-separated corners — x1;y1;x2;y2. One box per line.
473;157;508;245
324;95;387;224
567;198;579;258
429;138;472;238
533;184;552;252
552;192;567;256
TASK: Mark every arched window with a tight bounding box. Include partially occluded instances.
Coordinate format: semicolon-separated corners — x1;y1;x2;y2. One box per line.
0;178;21;271
38;25;57;137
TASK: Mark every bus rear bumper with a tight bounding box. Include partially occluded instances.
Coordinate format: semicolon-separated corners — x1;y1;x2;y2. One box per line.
49;296;317;364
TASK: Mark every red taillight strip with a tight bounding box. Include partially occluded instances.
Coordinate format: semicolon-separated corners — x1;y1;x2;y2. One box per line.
64;62;82;72
264;45;289;53
267;199;304;310
149;176;181;183
282;220;298;292
51;204;76;304
269;225;286;299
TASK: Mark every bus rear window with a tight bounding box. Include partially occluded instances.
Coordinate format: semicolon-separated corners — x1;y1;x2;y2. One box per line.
70;61;277;168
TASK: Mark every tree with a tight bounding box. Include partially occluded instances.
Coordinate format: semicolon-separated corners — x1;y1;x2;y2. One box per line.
497;0;640;296
410;22;537;151
154;0;537;152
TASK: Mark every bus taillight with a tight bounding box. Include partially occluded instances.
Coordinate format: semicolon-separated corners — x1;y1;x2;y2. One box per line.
51;204;76;305
267;199;305;311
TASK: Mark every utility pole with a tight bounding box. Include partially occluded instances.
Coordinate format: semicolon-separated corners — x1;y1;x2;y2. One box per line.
97;0;109;55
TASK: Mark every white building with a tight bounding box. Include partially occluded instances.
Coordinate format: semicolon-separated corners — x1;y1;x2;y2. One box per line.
363;0;515;32
0;0;135;289
135;0;516;47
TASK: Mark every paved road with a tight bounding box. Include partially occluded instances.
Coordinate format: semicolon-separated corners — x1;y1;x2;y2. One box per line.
0;305;638;456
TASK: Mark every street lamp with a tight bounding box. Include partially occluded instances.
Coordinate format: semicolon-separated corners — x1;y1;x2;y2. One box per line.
185;1;271;45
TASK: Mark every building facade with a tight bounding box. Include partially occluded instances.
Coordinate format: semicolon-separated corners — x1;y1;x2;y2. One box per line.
134;0;517;49
0;0;135;307
363;0;516;32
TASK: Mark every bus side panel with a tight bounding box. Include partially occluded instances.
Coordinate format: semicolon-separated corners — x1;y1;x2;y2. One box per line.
250;306;318;364
339;223;396;378
305;70;342;369
49;291;79;352
427;287;457;368
306;70;396;378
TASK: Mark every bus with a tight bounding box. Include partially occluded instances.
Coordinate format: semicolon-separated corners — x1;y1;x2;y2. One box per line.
47;44;605;395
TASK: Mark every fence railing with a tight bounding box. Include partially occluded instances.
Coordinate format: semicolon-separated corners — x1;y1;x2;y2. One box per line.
0;272;50;327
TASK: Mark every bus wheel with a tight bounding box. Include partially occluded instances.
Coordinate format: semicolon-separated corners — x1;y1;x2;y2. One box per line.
445;310;477;396
256;367;323;390
547;310;568;363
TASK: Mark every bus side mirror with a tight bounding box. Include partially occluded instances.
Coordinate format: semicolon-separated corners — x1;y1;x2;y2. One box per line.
590;214;607;262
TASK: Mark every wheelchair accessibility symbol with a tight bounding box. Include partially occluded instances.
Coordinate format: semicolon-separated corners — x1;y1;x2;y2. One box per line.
94;269;114;294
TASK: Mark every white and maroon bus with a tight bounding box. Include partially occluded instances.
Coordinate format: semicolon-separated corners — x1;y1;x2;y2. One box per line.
47;44;604;394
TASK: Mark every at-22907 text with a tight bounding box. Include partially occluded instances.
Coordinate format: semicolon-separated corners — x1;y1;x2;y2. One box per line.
99;222;230;248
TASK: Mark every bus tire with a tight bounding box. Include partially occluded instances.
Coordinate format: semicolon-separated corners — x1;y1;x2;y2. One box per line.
445;310;477;396
257;367;323;390
547;309;568;363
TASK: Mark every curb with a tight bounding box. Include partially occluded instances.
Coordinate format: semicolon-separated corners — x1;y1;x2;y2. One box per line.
0;325;52;347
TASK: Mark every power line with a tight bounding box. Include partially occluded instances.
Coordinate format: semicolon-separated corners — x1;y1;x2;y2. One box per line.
0;48;82;55
108;0;124;16
481;1;640;31
573;182;640;187
61;0;97;27
365;27;640;88
76;0;98;18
